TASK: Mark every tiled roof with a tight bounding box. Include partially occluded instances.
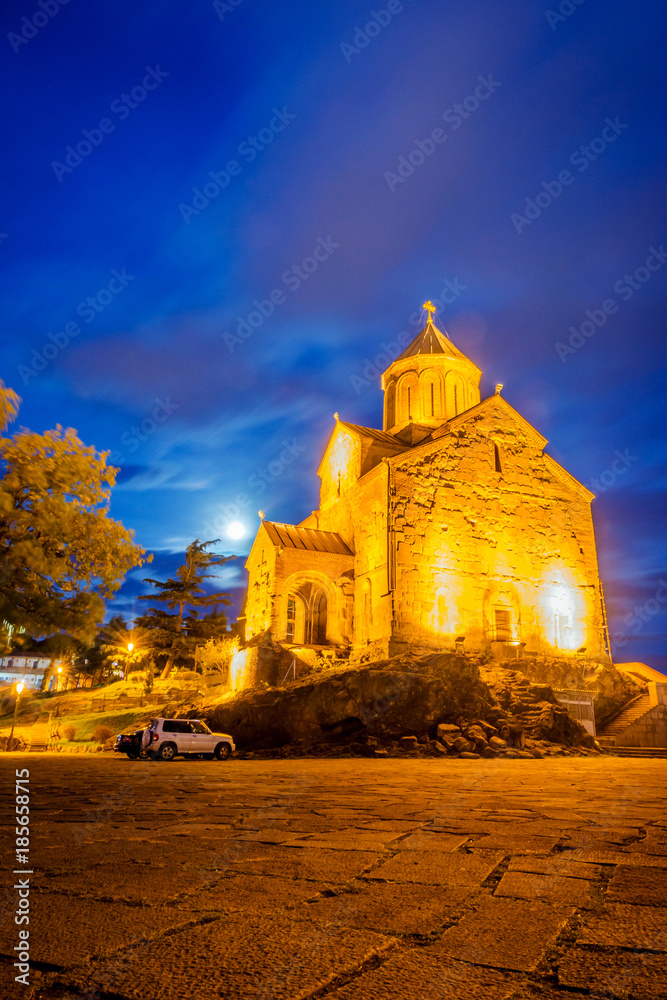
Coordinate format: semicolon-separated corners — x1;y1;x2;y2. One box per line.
394;320;467;362
338;421;407;449
262;521;353;555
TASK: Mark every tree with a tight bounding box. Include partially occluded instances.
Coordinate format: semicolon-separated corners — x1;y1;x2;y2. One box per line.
98;616;150;680
0;381;149;641
137;539;232;677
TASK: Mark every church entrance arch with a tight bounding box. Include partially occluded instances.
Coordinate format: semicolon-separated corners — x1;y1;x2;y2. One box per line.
285;580;329;645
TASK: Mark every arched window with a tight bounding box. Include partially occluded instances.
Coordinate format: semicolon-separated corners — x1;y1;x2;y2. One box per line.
494;443;502;473
385;382;396;429
399;372;419;424
285;583;328;645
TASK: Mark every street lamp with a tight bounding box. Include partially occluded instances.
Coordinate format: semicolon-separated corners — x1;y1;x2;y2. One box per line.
124;642;134;681
57;664;63;692
7;681;24;752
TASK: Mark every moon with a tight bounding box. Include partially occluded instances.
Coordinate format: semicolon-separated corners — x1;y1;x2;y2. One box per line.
227;521;246;540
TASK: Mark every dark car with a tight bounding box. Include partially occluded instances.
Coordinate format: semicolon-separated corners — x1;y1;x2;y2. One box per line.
114;729;150;760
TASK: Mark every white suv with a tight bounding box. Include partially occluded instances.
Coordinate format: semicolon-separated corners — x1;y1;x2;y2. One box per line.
142;718;235;761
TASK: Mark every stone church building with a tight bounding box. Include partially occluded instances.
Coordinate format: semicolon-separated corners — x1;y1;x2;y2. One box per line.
243;306;610;665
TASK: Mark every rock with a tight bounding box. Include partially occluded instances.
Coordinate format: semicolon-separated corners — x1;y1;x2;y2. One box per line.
399;735;419;749
480;746;498;758
528;748;544;758
457;751;481;759
453;736;476;753
436;723;461;739
374;749;389;757
417;734;430;745
489;736;508;750
431;740;448;755
503;749;521;758
466;724;488;744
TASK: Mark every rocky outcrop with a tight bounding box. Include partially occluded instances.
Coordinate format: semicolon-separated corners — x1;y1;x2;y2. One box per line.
205;651;596;752
489;654;643;727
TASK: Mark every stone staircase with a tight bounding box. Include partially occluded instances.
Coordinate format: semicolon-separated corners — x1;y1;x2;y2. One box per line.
600;745;667;759
597;693;653;744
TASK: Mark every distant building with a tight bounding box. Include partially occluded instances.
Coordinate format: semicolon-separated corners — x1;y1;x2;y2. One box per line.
243;308;610;662
0;655;52;690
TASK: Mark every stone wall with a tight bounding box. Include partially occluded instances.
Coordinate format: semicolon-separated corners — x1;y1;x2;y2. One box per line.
389;399;607;658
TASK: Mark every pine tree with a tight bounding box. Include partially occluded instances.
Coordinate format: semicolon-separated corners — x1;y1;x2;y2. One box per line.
137;540;231;677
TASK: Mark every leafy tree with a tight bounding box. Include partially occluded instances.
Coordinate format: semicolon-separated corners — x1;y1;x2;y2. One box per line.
137;540;231;677
0;381;149;641
98;616;150;679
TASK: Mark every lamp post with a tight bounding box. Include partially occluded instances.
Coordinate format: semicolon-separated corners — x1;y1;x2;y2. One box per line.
56;664;63;691
125;642;134;681
7;681;24;752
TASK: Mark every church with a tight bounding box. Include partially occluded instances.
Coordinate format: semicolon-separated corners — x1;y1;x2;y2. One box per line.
242;304;610;665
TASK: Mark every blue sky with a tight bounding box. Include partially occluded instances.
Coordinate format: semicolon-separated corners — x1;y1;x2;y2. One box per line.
1;0;665;667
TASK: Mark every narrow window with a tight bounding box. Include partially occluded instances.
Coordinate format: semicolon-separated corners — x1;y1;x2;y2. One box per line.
494;608;512;641
386;383;396;428
286;597;296;641
430;382;435;417
494;442;502;473
453;385;458;414
407;386;411;417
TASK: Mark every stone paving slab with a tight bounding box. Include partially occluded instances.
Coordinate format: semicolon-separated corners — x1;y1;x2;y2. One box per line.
467;832;562;854
177;873;331;915
432;896;575;971
558;947;667;998
305;882;479;936
507;855;605;879
395;830;471;852
329;951;521;1000
493;870;595;908
227;843;383;882
64;912;397;1000
0;891;196;968
577;902;667;950
371;848;505;885
606;864;667;906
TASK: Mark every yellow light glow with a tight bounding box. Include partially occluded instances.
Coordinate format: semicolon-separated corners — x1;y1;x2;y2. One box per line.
57;666;62;673
16;682;24;694
227;521;246;540
127;642;134;652
229;648;249;690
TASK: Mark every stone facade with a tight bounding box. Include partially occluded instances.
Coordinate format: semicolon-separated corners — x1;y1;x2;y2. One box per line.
242;311;610;665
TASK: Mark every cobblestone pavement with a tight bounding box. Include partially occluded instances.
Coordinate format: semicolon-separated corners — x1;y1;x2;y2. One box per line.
1;754;666;999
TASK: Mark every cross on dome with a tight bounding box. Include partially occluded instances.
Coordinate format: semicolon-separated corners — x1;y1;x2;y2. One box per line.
423;300;437;322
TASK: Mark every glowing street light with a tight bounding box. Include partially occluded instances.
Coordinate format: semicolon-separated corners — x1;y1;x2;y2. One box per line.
7;681;25;752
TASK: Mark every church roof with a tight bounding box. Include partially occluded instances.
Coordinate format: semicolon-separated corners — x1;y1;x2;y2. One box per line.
261;521;353;555
393;319;470;363
337;421;407;450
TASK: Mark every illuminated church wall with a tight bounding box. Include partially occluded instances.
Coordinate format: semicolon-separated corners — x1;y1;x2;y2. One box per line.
388;401;605;657
243;307;609;664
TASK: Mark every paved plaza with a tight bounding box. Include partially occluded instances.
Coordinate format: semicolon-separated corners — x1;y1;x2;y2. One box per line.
1;754;666;999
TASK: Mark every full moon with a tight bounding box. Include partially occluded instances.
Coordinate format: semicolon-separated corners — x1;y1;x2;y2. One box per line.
227;521;246;539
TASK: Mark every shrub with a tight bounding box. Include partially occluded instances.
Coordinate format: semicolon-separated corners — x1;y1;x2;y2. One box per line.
92;724;113;744
63;725;76;742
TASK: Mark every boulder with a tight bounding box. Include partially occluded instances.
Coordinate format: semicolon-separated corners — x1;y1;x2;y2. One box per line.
399;735;419;749
431;740;448;755
453;737;476;753
436;723;461;739
489;736;508;750
458;751;480;759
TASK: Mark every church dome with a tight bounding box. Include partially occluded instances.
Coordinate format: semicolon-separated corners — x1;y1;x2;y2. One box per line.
381;302;482;435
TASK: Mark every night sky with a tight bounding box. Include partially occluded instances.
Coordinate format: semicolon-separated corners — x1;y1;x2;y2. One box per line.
2;0;665;669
